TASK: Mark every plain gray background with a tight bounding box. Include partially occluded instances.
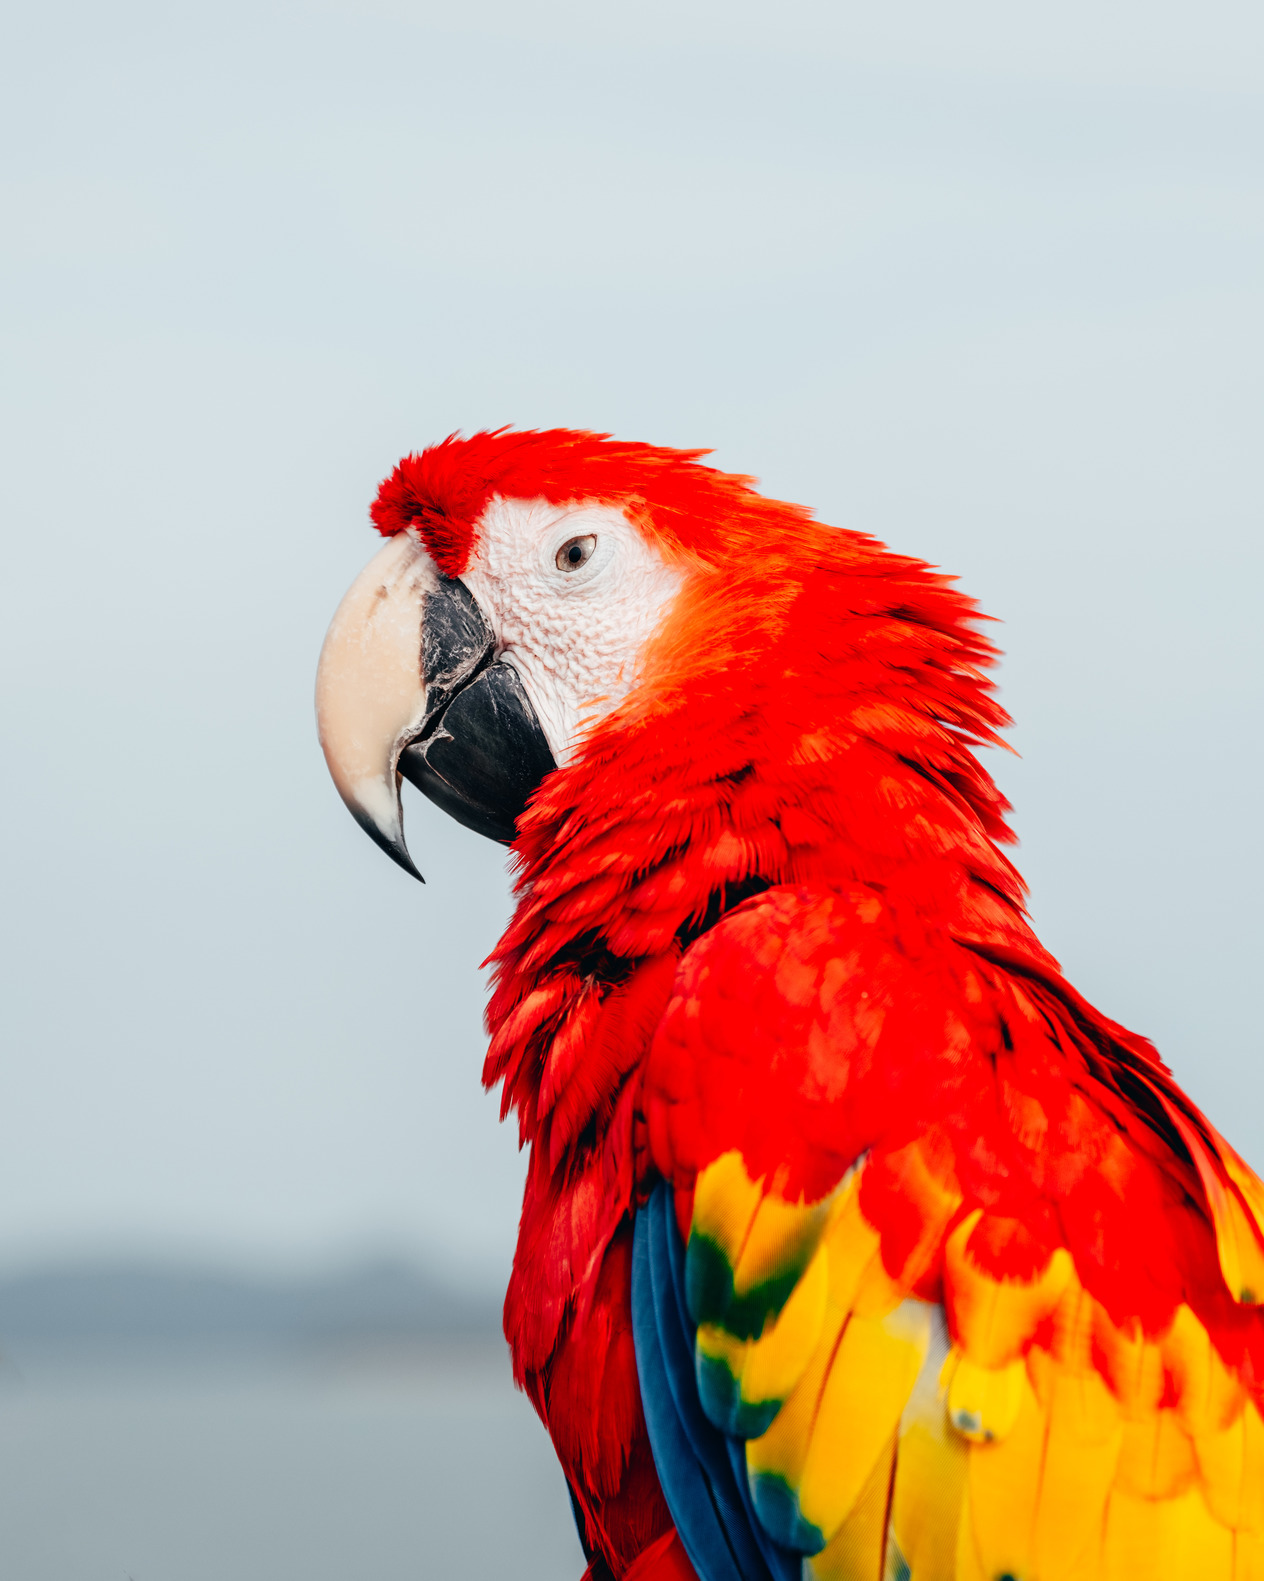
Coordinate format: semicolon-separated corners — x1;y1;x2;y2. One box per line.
3;0;1262;1291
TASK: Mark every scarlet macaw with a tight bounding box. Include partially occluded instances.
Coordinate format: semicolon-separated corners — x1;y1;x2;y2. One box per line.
315;428;1264;1581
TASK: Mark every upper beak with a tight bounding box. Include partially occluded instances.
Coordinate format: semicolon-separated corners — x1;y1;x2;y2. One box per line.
315;533;557;880
315;532;435;880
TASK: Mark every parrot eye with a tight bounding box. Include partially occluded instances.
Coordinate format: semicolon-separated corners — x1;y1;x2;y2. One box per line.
556;535;597;572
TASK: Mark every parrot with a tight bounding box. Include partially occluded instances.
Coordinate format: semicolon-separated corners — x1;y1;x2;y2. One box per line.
315;427;1264;1581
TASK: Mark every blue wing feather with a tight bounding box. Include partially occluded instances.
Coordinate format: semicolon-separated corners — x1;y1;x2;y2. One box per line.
631;1183;800;1581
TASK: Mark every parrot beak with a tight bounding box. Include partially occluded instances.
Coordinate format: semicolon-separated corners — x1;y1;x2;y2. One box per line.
315;532;556;880
315;532;435;880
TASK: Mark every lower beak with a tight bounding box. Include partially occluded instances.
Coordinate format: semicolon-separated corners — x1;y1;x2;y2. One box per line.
315;533;556;879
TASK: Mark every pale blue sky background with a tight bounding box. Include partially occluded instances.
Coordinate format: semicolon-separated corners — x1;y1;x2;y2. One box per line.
2;0;1262;1286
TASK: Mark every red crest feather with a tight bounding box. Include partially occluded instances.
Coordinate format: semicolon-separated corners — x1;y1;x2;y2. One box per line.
371;425;784;575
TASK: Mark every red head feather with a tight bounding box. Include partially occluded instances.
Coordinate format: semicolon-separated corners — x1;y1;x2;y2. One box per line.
372;426;793;576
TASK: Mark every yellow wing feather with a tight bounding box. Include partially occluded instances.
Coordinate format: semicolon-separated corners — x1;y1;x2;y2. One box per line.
685;1149;1264;1580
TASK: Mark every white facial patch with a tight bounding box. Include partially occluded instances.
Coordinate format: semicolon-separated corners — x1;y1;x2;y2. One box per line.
457;497;684;767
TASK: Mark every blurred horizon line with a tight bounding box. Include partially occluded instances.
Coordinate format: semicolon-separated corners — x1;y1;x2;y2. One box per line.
0;1254;505;1365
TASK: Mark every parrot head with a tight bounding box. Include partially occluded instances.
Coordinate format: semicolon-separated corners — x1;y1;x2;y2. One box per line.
317;427;1014;905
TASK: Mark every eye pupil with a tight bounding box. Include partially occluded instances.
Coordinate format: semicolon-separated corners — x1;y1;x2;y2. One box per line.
568;544;582;564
